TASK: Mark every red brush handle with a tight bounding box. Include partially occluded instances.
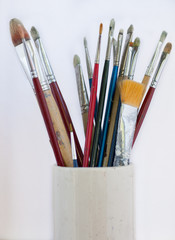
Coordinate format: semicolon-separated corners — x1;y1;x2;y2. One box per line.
83;63;99;167
50;81;83;167
133;86;155;146
33;77;64;166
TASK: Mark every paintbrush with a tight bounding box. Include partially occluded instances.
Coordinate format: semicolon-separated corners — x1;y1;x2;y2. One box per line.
102;28;124;167
70;124;78;167
73;55;89;135
128;37;140;80
10;19;64;166
30;26;83;166
113;80;145;166
142;31;167;88
83;23;103;167
97;30;123;167
84;37;98;122
90;19;115;167
107;37;140;166
123;42;133;79
133;42;172;145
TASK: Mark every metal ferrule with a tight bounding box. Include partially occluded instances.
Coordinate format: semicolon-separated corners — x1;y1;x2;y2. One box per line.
124;45;133;77
105;26;114;60
151;52;168;88
113;104;138;166
95;35;102;64
34;38;56;84
128;46;139;80
116;33;123;66
113;38;117;66
75;64;89;114
146;41;163;76
70;131;77;160
84;45;93;79
119;32;133;77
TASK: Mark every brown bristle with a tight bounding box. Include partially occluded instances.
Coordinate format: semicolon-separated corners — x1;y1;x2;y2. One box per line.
164;42;172;54
99;23;103;35
69;123;73;132
129;42;133;47
10;18;30;46
119;80;145;108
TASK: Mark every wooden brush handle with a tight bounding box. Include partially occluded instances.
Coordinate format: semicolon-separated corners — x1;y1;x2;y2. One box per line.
132;86;155;145
102;77;122;166
82;111;89;135
142;75;150;89
44;89;72;167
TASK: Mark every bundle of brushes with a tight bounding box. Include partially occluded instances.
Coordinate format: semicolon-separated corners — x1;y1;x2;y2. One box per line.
10;18;172;168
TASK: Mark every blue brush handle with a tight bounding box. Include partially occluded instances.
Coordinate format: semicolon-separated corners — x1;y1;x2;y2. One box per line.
97;65;119;167
89;78;98;122
73;159;78;167
108;98;121;166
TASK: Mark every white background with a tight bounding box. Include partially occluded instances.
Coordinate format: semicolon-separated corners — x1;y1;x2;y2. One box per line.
0;0;175;239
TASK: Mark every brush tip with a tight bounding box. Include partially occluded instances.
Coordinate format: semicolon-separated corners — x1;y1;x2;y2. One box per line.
109;19;115;35
160;31;167;42
127;24;134;34
9;18;30;46
164;42;172;54
133;37;140;47
119;29;124;34
73;55;80;67
99;23;103;34
119;80;145;108
30;26;40;41
84;37;87;48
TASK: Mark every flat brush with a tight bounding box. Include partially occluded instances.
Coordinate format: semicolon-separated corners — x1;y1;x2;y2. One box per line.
73;55;89;135
133;42;172;145
90;19;115;167
142;31;167;88
30;26;83;166
83;23;103;167
10;20;64;166
113;80;145;166
70;124;78;167
108;37;140;166
84;37;98;122
98;30;123;167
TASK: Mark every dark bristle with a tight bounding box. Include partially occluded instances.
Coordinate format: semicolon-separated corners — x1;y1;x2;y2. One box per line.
10;18;30;46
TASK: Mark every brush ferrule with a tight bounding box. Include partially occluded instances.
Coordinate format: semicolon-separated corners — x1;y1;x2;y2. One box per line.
84;44;93;79
105;35;113;60
128;46;139;80
151;52;168;88
124;45;133;77
146;41;163;76
116;33;123;66
34;38;56;84
119;32;133;77
75;64;89;114
113;104;137;166
70;131;77;161
95;35;102;64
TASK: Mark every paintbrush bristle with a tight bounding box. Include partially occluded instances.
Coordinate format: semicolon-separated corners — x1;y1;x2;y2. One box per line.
109;18;115;36
129;42;133;47
163;42;172;54
10;18;30;46
84;37;87;48
119;79;145;108
160;31;167;43
99;23;103;34
133;37;140;47
30;26;40;41
119;29;124;35
127;24;134;34
73;55;80;67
